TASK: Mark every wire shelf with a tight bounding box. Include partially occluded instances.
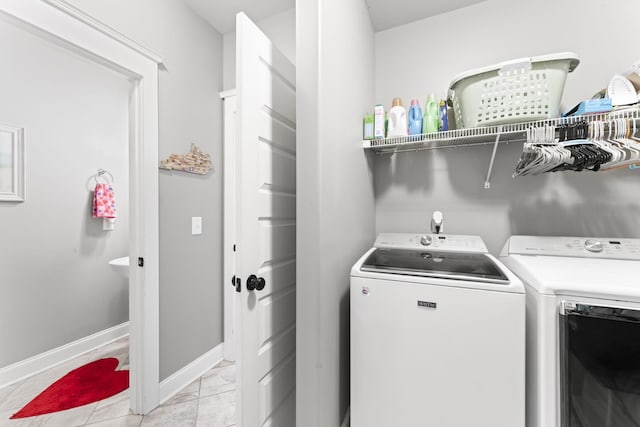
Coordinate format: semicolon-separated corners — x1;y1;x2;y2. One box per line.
363;107;640;154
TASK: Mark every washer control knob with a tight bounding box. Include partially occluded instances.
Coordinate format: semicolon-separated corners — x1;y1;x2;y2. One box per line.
584;239;604;253
420;235;433;246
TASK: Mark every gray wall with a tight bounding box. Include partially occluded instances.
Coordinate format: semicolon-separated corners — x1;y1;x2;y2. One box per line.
0;20;129;367
296;0;375;425
375;0;640;253
222;8;296;90
68;0;224;380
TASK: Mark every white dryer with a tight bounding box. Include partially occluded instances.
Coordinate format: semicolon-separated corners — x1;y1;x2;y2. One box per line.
350;233;525;427
500;236;640;427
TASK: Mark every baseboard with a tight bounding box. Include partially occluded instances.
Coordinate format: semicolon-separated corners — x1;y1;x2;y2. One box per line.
159;342;225;405
341;407;350;427
0;322;129;388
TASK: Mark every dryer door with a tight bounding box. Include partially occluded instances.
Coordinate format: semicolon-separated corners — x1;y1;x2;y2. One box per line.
560;301;640;427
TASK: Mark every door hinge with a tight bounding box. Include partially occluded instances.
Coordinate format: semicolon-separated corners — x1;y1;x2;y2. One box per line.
138;257;144;267
233;244;236;252
232;275;242;293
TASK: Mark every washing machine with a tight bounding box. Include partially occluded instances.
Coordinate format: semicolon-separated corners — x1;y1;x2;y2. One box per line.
350;233;525;427
500;235;640;427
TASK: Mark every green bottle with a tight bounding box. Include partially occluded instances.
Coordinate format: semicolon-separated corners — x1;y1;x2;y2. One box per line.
422;93;439;134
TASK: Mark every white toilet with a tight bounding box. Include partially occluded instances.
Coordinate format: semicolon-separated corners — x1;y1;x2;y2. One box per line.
108;256;129;279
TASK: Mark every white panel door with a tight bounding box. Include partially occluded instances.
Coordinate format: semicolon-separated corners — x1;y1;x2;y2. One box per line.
236;12;296;427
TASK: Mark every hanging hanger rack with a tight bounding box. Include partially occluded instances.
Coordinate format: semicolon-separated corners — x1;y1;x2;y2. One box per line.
513;113;640;176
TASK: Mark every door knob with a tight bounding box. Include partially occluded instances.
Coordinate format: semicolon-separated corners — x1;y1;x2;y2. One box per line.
247;275;258;291
246;274;266;291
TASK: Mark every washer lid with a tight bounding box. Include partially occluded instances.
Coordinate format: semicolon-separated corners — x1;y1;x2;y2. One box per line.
501;255;640;301
360;248;510;285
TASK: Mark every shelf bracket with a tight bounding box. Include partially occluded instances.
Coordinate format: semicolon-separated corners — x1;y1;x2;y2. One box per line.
484;127;502;189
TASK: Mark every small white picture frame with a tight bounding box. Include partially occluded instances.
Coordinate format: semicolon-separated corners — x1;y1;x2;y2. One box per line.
0;123;25;202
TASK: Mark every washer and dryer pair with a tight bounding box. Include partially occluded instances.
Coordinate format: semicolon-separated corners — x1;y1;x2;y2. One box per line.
351;233;640;427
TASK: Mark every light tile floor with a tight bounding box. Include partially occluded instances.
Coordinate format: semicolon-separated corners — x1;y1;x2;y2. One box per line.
0;337;236;427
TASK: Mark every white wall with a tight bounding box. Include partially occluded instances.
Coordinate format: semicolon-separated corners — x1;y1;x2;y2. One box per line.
223;8;296;90
296;0;375;425
67;0;224;381
374;0;640;253
0;20;129;367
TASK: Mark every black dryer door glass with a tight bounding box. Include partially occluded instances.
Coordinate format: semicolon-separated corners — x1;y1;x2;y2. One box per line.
561;303;640;427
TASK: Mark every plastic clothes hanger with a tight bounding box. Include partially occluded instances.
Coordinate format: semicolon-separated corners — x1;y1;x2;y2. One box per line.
515;144;557;177
617;119;637;162
587;121;613;165
618;118;640;166
532;143;572;175
600;120;626;168
515;129;545;176
601;120;623;165
623;119;640;162
601;119;639;170
619;118;640;170
528;125;572;175
585;120;612;170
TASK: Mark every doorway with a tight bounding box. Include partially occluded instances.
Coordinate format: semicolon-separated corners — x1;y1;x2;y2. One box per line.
0;1;162;415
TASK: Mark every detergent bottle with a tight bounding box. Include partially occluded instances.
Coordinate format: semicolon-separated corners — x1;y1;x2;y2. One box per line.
438;96;449;131
422;94;439;134
408;99;423;136
387;98;408;137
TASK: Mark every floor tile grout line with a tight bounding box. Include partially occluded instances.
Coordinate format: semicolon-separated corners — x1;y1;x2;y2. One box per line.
194;376;202;426
194;394;200;426
82;402;99;426
0;380;24;411
193;374;201;426
199;387;236;400
81;393;132;426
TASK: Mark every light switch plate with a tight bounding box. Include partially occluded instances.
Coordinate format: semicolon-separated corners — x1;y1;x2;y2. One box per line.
192;217;202;235
103;217;115;231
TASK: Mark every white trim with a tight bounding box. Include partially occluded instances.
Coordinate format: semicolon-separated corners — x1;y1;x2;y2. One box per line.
341;407;350;427
0;0;161;415
222;94;237;362
0;323;129;389
42;0;164;65
0;123;25;202
158;343;225;405
219;89;237;99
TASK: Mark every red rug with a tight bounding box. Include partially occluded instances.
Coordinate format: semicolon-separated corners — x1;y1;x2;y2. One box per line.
10;358;129;419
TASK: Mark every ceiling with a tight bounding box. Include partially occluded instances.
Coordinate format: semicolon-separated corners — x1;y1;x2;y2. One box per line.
182;0;487;34
365;0;487;31
182;0;294;34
